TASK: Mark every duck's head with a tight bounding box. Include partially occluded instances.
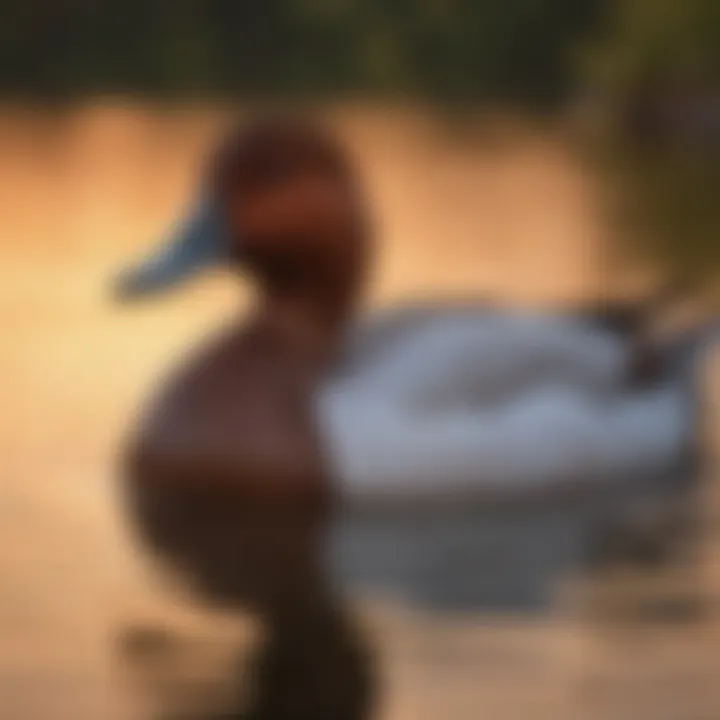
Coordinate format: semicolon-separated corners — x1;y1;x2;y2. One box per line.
115;117;370;310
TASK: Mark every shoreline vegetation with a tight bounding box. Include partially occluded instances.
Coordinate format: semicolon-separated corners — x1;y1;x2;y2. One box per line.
0;0;717;281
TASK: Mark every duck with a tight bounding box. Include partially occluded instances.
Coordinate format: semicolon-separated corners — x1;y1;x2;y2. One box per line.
117;119;379;720
115;116;717;713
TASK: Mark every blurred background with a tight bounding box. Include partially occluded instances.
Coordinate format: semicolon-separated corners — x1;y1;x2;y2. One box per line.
0;1;718;719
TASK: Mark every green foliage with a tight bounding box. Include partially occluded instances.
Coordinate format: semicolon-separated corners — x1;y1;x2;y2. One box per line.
585;0;720;281
586;0;720;91
0;0;601;106
597;135;720;282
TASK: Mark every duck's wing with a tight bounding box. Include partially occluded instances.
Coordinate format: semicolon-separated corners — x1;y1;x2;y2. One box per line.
339;307;633;408
317;382;691;502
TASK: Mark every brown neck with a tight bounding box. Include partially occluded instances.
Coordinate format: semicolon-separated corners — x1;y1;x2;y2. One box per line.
257;292;352;360
249;255;365;370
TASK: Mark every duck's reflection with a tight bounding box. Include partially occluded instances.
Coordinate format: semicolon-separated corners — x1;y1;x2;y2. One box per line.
118;478;705;720
122;484;376;720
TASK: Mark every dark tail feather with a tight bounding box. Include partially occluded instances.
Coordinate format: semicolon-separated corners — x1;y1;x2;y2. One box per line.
608;275;697;388
589;274;695;338
636;274;696;328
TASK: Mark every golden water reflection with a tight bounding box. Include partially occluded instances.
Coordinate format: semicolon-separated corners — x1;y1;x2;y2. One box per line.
0;105;717;720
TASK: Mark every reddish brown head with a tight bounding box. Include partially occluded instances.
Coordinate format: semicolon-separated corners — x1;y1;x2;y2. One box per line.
116;116;370;310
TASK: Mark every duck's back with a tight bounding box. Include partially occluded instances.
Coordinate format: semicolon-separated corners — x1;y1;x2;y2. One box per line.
339;307;632;410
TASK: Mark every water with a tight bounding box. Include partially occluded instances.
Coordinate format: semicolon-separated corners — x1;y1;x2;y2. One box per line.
0;105;717;720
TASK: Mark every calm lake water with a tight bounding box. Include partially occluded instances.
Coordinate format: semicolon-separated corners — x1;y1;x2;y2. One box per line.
0;105;717;720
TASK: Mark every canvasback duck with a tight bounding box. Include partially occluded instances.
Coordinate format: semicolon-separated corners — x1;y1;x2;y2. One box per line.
116;115;717;711
118;118;375;720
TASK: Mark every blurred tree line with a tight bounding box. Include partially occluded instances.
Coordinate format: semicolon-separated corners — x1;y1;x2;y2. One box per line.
0;0;715;278
585;0;720;283
0;0;602;106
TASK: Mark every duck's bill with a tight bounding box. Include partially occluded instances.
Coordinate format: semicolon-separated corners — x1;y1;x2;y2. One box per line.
114;199;231;301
